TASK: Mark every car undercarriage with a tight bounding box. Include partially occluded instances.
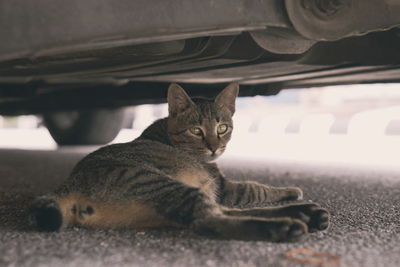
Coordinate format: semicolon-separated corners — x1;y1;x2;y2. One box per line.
1;0;400;115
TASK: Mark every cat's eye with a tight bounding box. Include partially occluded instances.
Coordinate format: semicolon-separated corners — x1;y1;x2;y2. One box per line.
217;124;228;135
190;127;203;136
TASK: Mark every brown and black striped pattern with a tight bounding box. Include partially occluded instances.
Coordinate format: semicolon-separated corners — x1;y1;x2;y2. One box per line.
30;83;329;241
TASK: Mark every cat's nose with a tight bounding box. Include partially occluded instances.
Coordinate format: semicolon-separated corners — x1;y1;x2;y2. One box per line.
208;145;219;154
205;140;219;154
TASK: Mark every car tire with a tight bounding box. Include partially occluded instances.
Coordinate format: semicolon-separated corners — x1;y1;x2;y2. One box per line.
43;108;125;146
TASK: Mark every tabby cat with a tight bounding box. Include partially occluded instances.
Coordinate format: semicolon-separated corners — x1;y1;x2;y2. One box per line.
30;83;329;241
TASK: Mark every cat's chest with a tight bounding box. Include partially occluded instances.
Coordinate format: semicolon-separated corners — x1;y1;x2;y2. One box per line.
173;166;217;199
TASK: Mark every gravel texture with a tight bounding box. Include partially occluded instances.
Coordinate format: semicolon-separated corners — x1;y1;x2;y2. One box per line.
0;148;399;267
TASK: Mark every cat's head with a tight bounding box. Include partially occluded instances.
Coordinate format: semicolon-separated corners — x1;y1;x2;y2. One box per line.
167;83;239;162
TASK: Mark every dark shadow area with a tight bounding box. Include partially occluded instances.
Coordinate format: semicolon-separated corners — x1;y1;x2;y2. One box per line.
0;192;34;231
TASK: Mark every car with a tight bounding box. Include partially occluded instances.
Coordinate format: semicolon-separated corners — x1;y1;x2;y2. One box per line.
1;0;400;145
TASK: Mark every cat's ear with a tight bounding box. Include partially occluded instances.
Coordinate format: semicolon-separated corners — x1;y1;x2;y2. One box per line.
215;83;239;115
168;83;195;116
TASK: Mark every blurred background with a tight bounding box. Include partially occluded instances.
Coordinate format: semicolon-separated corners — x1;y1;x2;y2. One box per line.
1;83;400;169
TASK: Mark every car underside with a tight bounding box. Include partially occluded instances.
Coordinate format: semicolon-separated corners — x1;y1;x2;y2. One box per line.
1;0;400;115
1;0;400;145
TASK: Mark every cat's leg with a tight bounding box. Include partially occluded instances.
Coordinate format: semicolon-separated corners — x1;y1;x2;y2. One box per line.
30;190;179;231
110;175;308;241
192;215;307;242
218;178;303;207
210;169;329;233
222;202;329;233
101;174;309;241
204;163;302;205
31;174;308;241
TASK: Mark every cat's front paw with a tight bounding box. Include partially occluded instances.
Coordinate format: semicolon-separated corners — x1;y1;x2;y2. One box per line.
269;218;308;242
282;187;303;201
279;203;330;232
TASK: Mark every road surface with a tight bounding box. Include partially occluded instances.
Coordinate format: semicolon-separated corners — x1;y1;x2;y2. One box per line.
1;147;400;266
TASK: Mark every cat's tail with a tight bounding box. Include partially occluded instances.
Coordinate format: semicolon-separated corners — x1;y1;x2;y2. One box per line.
29;196;63;232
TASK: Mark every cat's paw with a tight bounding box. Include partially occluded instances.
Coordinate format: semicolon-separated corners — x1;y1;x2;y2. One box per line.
282;187;303;201
266;218;307;242
29;196;63;232
279;203;329;232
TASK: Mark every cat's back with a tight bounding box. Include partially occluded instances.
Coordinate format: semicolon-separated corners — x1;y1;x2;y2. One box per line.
74;118;183;166
72;138;196;173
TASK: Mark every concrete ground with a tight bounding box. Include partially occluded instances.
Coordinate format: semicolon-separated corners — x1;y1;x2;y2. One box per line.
0;148;399;267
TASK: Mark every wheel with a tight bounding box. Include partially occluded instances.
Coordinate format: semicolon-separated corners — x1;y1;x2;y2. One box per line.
43;108;125;145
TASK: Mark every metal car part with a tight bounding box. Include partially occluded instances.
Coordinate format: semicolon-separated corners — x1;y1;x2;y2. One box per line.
285;0;400;40
1;1;400;116
249;28;316;54
0;0;290;61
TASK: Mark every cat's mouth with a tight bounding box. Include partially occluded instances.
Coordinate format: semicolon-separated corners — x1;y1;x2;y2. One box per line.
204;149;223;162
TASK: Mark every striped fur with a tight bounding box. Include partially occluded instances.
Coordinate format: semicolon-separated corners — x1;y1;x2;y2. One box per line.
30;83;329;241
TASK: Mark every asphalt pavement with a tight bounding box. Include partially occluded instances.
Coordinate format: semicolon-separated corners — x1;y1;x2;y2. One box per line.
0;148;399;267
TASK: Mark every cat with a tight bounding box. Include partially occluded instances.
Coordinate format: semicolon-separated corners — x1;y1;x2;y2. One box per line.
30;83;329;241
